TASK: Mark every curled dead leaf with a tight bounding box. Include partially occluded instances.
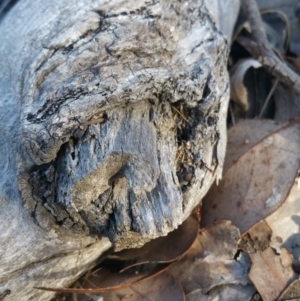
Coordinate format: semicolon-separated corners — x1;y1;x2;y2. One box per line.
230;59;262;111
261;10;290;53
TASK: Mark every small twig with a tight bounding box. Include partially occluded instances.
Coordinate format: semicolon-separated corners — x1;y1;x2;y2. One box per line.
229;103;236;125
258;78;279;118
171;105;189;123
240;0;300;95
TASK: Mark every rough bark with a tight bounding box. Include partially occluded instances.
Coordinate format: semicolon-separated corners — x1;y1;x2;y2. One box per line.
0;0;239;300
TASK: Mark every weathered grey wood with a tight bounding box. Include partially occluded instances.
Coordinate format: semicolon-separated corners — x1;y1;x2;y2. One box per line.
0;0;239;300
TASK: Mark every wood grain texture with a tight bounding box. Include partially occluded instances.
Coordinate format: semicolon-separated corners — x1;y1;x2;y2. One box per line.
0;0;239;300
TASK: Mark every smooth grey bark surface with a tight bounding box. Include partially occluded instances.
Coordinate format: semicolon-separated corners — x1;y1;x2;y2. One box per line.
0;0;239;300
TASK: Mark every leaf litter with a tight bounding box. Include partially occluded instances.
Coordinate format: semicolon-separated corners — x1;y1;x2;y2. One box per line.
265;180;300;263
200;119;300;300
168;220;253;296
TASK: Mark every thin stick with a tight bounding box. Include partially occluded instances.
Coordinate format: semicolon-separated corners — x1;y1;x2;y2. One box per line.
258;78;279;118
229;103;236;125
240;0;300;95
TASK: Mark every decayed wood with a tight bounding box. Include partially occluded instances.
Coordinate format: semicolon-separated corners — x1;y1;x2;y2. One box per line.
0;0;239;300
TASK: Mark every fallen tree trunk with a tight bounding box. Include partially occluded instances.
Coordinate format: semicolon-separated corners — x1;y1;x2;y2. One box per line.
0;0;239;300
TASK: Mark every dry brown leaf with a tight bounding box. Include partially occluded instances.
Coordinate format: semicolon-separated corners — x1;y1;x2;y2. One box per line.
168;221;251;295
249;247;297;301
278;279;300;301
109;213;198;269
230;59;262;111
265;180;300;262
232;9;289;53
261;10;290;53
256;0;300;58
238;218;298;300
202;120;300;234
